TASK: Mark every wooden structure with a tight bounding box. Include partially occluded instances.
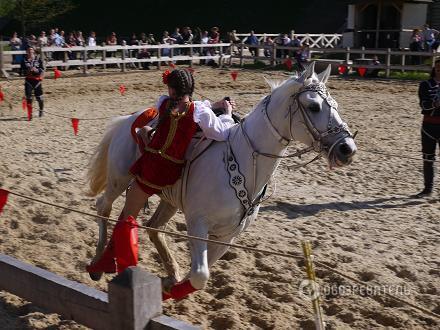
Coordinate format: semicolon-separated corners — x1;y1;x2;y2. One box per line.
0;254;198;330
343;0;432;48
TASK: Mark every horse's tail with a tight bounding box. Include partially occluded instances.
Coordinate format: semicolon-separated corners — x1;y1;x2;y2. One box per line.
86;116;129;196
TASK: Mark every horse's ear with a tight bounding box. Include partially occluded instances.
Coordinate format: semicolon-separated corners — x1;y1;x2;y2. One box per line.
317;64;331;84
298;61;315;84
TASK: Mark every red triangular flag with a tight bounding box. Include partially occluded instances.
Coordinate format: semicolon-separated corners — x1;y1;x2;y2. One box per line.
119;84;126;96
358;67;367;77
230;71;238;81
71;118;79;135
26;102;32;121
338;65;347;74
284;58;293;71
169;62;176;69
0;189;9;214
22;97;27;110
54;68;61;79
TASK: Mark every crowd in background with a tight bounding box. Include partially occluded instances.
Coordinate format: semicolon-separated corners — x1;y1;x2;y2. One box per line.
410;24;440;65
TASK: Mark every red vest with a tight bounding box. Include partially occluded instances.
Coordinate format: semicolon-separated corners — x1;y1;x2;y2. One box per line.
146;98;197;163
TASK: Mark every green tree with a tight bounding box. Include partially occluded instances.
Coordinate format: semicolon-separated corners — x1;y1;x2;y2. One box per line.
0;0;75;36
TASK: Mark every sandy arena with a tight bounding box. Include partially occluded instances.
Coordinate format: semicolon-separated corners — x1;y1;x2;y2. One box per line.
0;66;439;329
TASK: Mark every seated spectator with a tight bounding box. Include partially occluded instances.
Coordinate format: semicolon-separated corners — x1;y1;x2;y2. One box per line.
244;30;259;57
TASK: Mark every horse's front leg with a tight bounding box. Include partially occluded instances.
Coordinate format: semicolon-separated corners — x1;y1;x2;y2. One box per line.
163;220;209;300
146;200;180;286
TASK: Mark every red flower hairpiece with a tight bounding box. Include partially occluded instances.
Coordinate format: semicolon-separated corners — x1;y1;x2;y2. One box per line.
162;70;171;85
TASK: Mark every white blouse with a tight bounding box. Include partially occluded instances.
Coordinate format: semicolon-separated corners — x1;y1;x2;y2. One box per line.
156;95;235;141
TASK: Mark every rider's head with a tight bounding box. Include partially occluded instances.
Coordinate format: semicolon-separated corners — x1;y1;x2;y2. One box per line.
163;69;194;101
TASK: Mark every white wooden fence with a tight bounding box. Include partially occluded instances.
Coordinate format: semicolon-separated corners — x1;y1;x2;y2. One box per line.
0;41;436;78
0;254;198;330
236;31;343;48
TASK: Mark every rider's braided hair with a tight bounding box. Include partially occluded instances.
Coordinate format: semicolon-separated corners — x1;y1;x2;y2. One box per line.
166;69;194;110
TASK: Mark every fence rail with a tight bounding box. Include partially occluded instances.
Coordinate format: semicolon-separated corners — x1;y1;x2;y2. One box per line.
0;254;198;330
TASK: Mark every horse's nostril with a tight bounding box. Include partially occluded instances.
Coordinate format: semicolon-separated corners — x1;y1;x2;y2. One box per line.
339;143;352;155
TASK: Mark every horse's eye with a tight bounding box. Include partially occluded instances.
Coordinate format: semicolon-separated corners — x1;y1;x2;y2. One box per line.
308;103;321;112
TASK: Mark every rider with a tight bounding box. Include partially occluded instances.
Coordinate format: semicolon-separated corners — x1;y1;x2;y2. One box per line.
88;68;236;271
417;59;440;197
20;46;45;119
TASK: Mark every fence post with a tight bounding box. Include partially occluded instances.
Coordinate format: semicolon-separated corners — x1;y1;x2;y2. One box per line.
157;46;161;70
219;45;224;68
271;43;277;67
0;40;9;78
228;42;233;66
108;267;162;330
345;47;350;67
386;48;391;78
63;50;68;70
121;46;126;72
102;46;107;70
239;43;244;67
401;54;405;73
361;46;365;59
290;30;295;41
82;46;87;75
189;45;193;67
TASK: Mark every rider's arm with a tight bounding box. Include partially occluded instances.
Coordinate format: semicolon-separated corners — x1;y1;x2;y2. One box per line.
419;80;440;115
193;100;235;141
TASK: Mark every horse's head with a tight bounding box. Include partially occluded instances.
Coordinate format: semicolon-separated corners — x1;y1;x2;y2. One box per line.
265;62;356;168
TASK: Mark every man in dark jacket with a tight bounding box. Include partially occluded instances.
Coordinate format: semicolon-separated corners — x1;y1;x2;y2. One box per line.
20;46;45;119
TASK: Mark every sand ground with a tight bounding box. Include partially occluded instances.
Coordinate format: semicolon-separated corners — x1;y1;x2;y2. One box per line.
0;66;439;329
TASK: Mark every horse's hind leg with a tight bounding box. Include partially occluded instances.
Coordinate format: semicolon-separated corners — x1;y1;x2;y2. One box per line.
146;200;180;285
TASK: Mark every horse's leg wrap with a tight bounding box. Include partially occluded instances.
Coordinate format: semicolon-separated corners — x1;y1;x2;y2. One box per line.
162;279;197;301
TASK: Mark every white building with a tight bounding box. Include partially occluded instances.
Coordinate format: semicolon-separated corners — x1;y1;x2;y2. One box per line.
343;0;433;48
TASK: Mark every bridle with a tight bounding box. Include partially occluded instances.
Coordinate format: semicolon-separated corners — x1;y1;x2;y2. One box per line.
241;82;354;164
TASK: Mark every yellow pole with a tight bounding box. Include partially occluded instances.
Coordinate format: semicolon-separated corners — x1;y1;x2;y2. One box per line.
302;241;325;330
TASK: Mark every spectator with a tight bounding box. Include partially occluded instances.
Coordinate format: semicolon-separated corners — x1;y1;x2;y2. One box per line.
67;31;77;60
162;31;176;57
244;30;259;57
138;33;150;70
10;32;22;65
87;31;97;61
295;42;310;71
422;24;439;51
180;27;193;44
409;29;423;65
171;27;181;41
106;32;118;61
76;31;85;46
20;46;45;119
263;36;274;57
38;31;48;48
291;35;301;47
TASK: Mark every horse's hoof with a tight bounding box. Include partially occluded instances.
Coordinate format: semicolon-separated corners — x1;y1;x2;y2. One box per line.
89;272;103;281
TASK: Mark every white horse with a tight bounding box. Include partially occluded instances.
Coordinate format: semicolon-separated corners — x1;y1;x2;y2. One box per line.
86;63;357;298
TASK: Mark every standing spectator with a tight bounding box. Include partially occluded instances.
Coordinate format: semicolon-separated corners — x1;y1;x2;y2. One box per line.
138;32;150;70
67;32;77;60
162;31;176;57
263;36;274;57
76;31;85;46
106;32;118;59
291;35;301;47
28;34;38;49
87;31;97;61
410;29;423;65
244;30;259;57
294;42;310;71
171;27;181;42
129;33;139;59
422;24;439;51
38;31;48;48
20;46;45;119
228;29;240;55
9;32;22;65
416;59;440;196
